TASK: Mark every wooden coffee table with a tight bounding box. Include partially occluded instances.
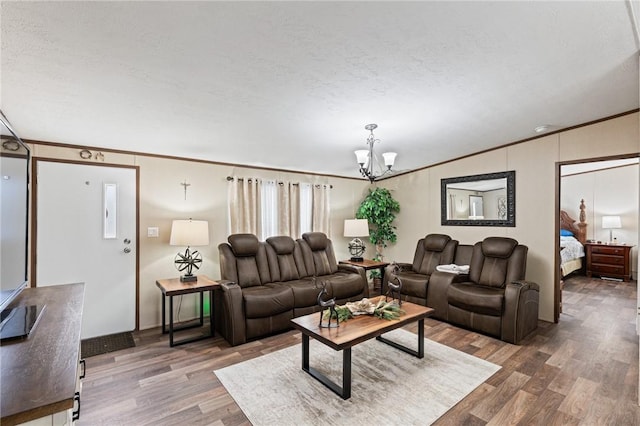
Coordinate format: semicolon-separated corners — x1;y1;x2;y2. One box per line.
290;296;434;399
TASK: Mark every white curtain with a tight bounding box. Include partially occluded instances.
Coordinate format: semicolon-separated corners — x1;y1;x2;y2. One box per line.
279;182;301;239
312;184;331;236
228;176;262;237
228;177;330;238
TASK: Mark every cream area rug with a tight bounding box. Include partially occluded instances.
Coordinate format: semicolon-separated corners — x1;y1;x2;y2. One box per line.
214;329;501;425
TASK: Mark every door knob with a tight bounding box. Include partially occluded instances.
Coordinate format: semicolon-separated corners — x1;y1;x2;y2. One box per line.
123;238;131;244
123;247;131;254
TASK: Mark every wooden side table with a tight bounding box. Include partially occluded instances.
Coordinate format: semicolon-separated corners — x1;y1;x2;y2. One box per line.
155;275;220;347
339;259;390;294
584;242;634;282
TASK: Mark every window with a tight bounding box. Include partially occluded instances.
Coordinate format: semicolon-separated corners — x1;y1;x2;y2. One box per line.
227;177;330;239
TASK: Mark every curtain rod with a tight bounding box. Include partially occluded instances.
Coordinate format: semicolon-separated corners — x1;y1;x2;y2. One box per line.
226;176;332;188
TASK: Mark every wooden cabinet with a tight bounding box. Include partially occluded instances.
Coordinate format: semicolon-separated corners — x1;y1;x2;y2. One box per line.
584;243;633;282
0;283;84;425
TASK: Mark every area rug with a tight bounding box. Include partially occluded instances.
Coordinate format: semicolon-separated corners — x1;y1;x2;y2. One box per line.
81;331;135;358
214;329;500;425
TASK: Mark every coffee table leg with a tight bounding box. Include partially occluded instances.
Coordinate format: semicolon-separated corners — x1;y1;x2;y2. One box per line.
302;334;310;370
417;318;424;358
343;348;352;399
376;319;425;359
301;333;352;400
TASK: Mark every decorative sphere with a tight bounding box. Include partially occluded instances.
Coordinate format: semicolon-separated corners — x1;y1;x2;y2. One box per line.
348;238;365;257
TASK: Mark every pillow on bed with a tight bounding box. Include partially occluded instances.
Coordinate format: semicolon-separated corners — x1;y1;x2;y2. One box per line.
560;229;574;237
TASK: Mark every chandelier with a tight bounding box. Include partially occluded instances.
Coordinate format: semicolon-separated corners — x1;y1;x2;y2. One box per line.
354;124;397;183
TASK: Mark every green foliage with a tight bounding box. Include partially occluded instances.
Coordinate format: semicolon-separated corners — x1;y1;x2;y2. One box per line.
323;305;352;322
356;187;400;248
373;299;405;320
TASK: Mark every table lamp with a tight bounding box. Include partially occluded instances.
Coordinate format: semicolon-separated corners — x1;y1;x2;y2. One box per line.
344;219;369;262
601;215;621;243
170;219;210;282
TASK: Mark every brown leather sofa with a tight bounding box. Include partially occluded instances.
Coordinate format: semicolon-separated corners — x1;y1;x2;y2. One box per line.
215;232;368;346
388;235;539;344
381;234;458;305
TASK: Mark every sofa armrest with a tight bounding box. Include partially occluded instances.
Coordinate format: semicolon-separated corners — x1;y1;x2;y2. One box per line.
338;263;366;278
426;271;459;320
215;281;247;346
337;264;369;297
382;262;413;294
502;280;540;344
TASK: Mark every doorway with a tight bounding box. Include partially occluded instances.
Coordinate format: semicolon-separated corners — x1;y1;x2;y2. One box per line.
33;159;139;339
555;154;639;322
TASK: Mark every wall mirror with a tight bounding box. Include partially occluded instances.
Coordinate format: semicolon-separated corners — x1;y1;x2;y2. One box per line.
441;171;515;227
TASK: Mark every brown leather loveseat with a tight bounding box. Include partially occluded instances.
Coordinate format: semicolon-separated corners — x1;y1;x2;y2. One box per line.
381;233;458;305
215;232;368;346
387;235;539;344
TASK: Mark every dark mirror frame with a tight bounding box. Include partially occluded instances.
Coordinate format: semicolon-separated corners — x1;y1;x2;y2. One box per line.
441;170;516;227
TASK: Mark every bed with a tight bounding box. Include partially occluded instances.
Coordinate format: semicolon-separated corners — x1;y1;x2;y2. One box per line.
560;199;587;277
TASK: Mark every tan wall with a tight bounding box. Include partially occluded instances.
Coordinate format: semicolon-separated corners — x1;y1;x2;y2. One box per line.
28;111;638;328
30;146;369;330
381;112;639;322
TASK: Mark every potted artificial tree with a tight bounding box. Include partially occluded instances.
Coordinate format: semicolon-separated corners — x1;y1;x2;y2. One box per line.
356;187;400;288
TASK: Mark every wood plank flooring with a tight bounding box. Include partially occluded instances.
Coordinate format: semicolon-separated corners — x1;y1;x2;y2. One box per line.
78;276;639;425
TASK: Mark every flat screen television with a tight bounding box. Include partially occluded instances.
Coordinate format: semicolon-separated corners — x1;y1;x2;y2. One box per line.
0;110;32;336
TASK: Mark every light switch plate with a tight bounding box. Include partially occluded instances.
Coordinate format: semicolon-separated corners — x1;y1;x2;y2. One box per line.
147;227;159;238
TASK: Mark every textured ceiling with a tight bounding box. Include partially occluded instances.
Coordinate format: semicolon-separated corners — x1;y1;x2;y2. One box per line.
1;1;638;179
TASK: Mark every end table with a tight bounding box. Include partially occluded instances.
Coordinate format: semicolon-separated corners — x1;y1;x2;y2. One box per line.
155;275;220;347
339;259;390;295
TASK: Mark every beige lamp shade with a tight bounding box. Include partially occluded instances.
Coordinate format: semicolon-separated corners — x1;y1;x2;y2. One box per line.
344;219;369;237
601;216;622;229
170;219;210;246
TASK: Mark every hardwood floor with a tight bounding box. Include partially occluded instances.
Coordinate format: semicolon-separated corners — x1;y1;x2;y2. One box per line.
78;276;639;425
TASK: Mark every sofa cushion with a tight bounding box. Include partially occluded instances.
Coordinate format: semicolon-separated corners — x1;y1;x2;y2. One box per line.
280;280;322;308
228;234;260;256
242;284;294;318
448;283;504;316
266;236;301;281
394;271;429;299
423;234;451;251
300;233;339;276
267;236;296;254
481;237;518;258
302;232;329;250
412;234;457;276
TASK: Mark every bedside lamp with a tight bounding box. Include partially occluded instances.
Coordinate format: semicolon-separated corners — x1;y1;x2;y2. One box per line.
170;219;210;282
344;219;369;262
602;216;621;243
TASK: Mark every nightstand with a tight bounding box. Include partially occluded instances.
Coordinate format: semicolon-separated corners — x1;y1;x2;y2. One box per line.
584;242;634;282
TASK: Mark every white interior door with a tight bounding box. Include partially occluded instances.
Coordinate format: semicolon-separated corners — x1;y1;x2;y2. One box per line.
36;160;136;339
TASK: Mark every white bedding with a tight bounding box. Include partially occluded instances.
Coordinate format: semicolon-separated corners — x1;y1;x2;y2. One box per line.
560;235;585;264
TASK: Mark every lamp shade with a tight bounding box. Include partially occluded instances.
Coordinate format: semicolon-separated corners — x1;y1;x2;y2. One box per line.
382;152;397;168
169;219;210;246
344;219;369;237
354;150;369;166
602;216;622;229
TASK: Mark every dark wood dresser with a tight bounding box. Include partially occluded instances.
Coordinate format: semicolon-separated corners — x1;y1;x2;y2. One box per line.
584;242;634;282
1;283;84;425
